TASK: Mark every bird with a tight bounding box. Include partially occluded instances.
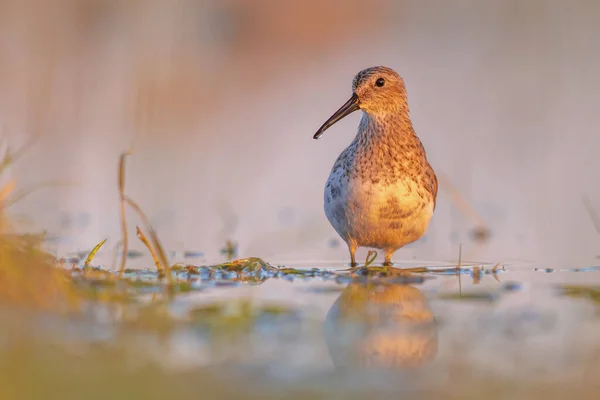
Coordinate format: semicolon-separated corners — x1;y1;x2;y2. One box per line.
314;66;437;267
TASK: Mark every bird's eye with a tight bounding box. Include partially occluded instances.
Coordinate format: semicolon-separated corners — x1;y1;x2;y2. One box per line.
375;78;385;87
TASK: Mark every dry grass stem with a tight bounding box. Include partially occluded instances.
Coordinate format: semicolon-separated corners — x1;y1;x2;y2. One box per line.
118;151;133;278
125;197;171;285
136;226;163;273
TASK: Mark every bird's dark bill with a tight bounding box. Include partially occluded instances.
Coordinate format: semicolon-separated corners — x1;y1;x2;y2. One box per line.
313;93;360;139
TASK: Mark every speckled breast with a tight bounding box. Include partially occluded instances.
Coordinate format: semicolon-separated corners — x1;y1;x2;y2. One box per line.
324;175;434;250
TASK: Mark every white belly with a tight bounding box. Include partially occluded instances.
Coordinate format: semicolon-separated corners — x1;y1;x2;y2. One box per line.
324;175;434;251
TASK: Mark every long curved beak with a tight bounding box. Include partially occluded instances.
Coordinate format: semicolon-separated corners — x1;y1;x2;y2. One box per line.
313;93;360;140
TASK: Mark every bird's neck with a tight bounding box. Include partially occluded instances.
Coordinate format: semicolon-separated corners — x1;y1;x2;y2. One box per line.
355;111;418;148
348;109;435;198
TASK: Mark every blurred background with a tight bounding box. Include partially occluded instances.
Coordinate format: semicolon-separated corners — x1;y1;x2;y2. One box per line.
1;0;599;268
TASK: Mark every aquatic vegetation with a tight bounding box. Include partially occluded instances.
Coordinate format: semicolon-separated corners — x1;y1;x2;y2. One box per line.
117;151;132;277
189;299;300;334
0;231;79;312
220;239;238;260
83;239;107;276
0;141;79;312
136;226;163;273
437;291;499;302
560;285;600;305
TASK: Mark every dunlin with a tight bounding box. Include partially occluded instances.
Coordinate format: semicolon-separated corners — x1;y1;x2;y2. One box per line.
314;66;437;267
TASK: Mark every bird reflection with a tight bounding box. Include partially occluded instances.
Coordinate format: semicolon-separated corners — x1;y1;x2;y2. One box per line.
324;279;438;370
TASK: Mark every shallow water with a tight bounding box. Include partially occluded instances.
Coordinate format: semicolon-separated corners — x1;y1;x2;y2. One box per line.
30;258;600;399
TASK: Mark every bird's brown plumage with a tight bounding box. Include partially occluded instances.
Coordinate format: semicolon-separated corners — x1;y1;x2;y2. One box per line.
317;66;437;266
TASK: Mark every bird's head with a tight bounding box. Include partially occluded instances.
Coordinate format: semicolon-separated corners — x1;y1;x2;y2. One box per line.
314;66;409;139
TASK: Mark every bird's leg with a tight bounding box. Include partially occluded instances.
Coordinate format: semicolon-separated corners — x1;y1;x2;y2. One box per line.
383;249;394;274
348;243;357;268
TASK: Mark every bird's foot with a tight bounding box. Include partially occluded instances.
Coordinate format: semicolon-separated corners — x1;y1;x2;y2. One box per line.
340;260;360;274
382;261;399;276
